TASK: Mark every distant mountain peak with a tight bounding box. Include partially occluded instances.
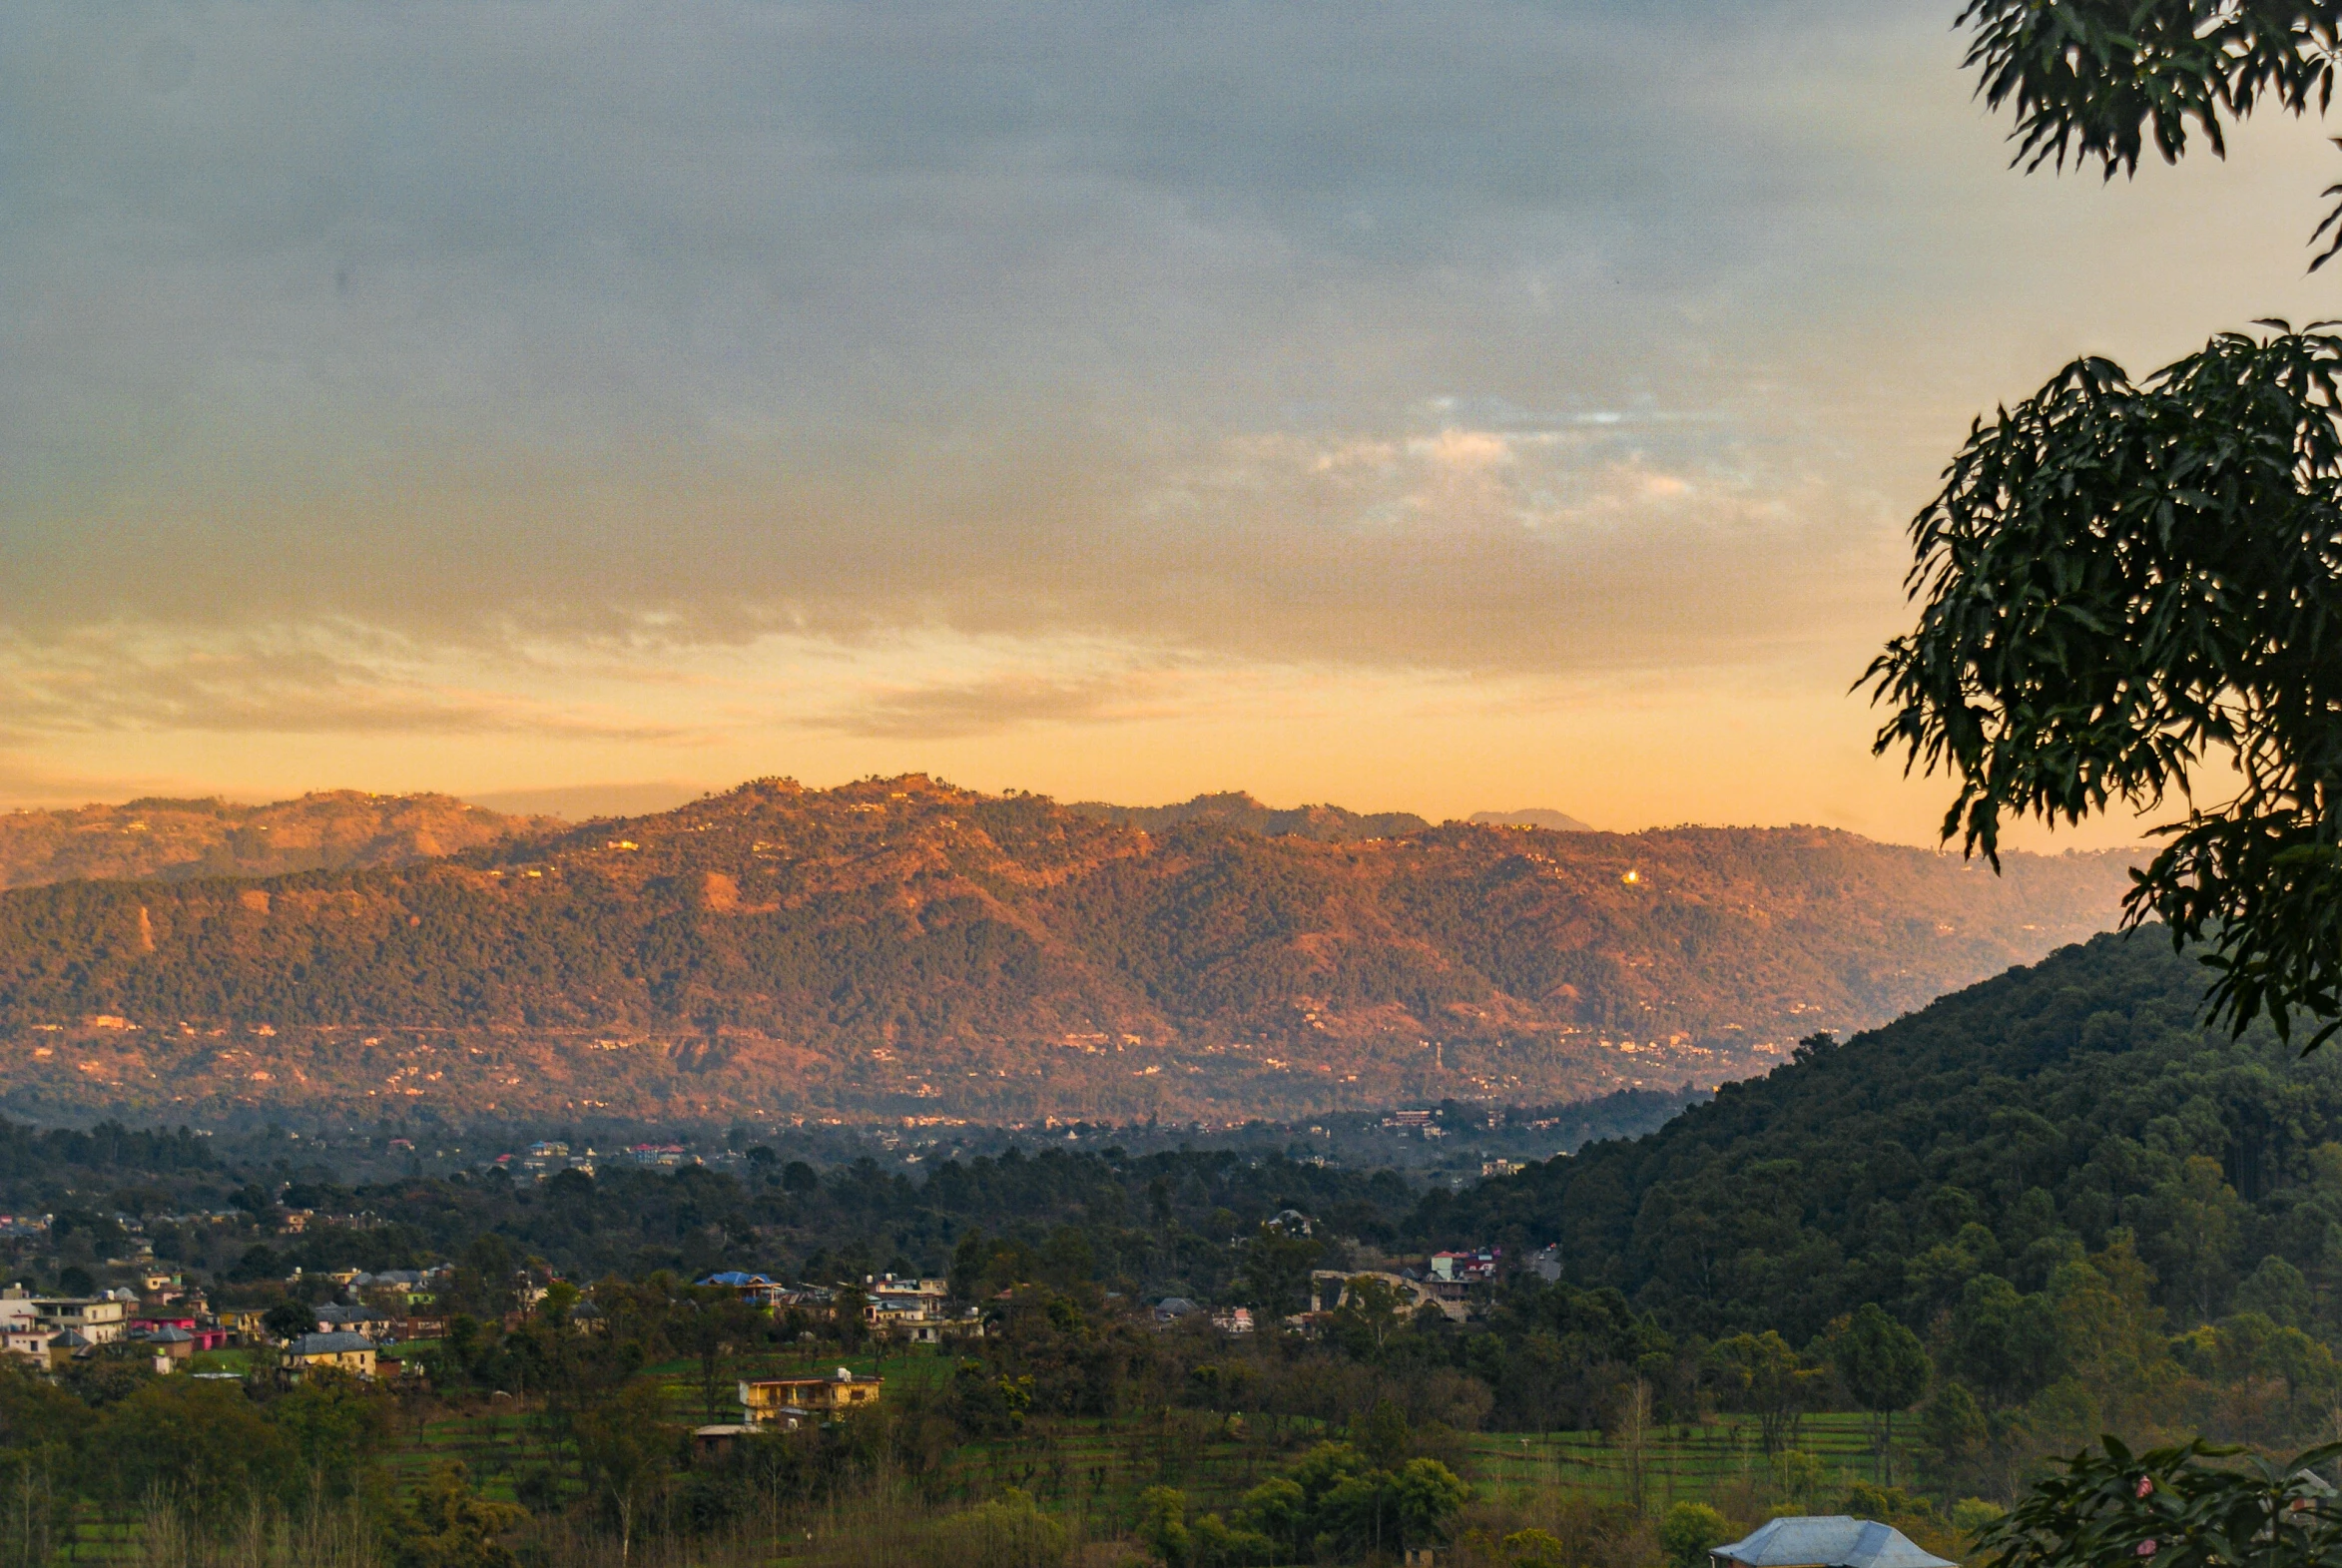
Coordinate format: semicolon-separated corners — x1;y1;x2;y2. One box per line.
1065;791;1430;842
1468;808;1593;832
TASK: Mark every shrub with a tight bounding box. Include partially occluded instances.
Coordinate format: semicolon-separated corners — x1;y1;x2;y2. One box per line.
1504;1527;1570;1568
1660;1502;1731;1568
929;1488;1069;1568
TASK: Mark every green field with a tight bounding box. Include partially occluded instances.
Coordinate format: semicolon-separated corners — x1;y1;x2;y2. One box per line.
55;1347;1929;1564
390;1347;1909;1523
1462;1413;1901;1506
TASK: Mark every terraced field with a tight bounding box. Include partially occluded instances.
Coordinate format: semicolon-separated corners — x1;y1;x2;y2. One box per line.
389;1346;1907;1524
56;1347;1927;1563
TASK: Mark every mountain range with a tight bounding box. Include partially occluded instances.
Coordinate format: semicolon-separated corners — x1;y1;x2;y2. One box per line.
0;775;2141;1126
0;791;546;890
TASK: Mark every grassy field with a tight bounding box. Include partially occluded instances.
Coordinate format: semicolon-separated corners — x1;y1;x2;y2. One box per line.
58;1346;1927;1564
51;1412;1927;1567
189;1347;255;1374
389;1347;1911;1523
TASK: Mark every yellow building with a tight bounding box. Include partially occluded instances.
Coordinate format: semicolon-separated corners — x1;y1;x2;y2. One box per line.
737;1367;881;1424
281;1331;377;1380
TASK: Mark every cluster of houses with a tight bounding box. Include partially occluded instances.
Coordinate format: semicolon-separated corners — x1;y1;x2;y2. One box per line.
266;1268;451;1381
1150;1298;1256;1332
0;1276;226;1371
0;1264;455;1381
476;1140;756;1179
489;1141;599;1179
1148;1242;1565;1335
694;1272;987;1347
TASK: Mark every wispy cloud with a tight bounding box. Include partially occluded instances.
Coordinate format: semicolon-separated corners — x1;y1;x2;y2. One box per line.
0;626;688;741
805;672;1164;740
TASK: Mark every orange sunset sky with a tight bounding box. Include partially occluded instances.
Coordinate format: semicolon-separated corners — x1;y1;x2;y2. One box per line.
4;1;2325;848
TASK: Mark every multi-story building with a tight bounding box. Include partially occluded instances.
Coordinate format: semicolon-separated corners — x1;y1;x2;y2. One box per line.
737;1368;882;1426
33;1294;128;1344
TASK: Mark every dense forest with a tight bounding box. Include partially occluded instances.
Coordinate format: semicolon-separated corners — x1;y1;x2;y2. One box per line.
0;776;2130;1124
1432;931;2342;1487
32;1146;1417;1307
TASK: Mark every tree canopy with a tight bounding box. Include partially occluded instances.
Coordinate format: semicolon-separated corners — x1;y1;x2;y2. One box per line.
1873;0;2342;1048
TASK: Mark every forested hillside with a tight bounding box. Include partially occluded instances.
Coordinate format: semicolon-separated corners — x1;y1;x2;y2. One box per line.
1432;931;2342;1472
0;790;549;889
0;776;2134;1124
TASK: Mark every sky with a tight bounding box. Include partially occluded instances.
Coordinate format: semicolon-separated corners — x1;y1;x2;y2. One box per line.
5;1;2336;842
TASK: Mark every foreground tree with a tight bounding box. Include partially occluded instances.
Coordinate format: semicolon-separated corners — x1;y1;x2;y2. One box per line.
1872;2;2342;1049
1980;1436;2342;1568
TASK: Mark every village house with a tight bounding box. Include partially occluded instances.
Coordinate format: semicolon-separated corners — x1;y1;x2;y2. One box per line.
737;1368;881;1426
1307;1270;1465;1323
1;1324;59;1364
698;1271;792;1308
0;1292;61;1365
30;1293;129;1344
866;1273;949;1304
1426;1249;1500;1303
344;1268;445;1307
132;1312;229;1350
1712;1517;1957;1568
220;1307;271;1344
692;1423;764;1456
859;1275;978;1344
864;1295;940;1342
128;1325;196;1368
316;1303;396;1338
281;1331;377;1380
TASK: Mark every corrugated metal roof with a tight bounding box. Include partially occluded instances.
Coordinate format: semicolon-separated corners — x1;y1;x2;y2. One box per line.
1714;1516;1956;1568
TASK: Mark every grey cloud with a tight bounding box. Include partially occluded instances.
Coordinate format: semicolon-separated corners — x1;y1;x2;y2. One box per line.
2;0;2313;710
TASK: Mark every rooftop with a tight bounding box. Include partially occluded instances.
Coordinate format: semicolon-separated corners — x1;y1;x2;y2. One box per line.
1713;1517;1957;1568
288;1331;376;1355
